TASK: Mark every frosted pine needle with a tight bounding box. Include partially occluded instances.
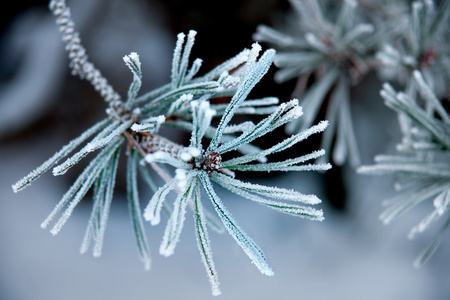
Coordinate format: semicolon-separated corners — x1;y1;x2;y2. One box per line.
254;0;379;167
358;70;450;268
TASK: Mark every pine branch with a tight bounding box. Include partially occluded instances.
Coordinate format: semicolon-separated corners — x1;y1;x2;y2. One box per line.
11;0;333;295
358;69;450;268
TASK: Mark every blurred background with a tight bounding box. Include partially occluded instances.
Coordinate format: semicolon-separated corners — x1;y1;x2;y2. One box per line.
1;0;449;299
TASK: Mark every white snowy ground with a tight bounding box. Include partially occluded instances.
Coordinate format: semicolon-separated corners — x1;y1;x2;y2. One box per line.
0;137;446;300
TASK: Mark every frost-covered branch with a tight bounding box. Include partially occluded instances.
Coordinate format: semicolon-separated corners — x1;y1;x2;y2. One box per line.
49;0;122;108
358;70;450;268
11;0;332;296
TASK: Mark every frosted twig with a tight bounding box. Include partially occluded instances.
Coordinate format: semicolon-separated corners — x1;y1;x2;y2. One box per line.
49;0;122;106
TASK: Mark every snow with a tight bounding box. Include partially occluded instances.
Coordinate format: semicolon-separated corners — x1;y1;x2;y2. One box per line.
174;169;188;190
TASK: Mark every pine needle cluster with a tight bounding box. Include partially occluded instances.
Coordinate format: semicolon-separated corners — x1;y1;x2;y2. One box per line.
12;0;331;295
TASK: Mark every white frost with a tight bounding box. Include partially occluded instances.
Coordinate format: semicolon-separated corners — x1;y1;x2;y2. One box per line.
123;52;141;70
